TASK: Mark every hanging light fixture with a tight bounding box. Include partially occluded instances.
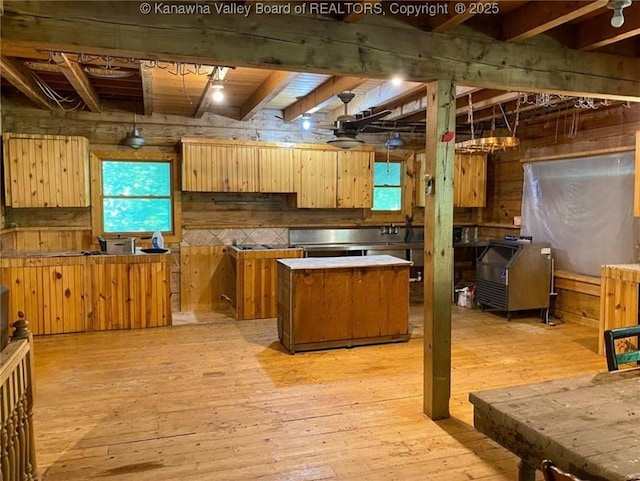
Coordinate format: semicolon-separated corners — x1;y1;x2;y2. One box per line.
210;66;225;102
607;0;632;27
301;113;312;131
455;95;520;154
123;113;146;149
385;132;406;150
327;133;364;149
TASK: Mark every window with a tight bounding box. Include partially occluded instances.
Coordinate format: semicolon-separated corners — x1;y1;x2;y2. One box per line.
372;161;402;211
102;160;172;233
91;151;180;239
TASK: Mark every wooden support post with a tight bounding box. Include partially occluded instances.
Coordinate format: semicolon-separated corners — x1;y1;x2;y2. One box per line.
423;79;456;420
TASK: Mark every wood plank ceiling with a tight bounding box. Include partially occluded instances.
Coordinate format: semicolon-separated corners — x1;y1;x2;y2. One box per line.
1;0;639;137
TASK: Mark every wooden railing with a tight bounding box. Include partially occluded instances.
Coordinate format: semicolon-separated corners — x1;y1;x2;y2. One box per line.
1;321;38;481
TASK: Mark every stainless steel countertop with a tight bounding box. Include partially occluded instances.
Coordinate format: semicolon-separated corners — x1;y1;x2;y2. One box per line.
299;242;424;251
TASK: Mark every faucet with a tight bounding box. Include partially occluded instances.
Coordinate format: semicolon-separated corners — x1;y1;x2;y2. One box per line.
380;225;389;235
390;223;399;235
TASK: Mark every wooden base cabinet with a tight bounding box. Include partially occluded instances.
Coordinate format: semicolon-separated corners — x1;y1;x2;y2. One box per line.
0;253;171;335
227;247;303;320
277;255;411;353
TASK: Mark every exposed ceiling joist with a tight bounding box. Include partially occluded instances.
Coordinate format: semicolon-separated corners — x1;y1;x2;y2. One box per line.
54;52;101;112
139;61;154;116
503;0;608;42
576;2;640;50
0;55;55;110
240;70;297;121
341;0;381;23
283;76;366;122
3;2;638;102
430;11;475;33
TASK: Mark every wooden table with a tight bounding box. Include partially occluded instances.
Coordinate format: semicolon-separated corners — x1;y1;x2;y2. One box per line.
469;369;640;481
599;264;640;355
277;255;411;353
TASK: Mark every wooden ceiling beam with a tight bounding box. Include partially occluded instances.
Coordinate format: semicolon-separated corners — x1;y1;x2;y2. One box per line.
341;0;381;23
2;1;639;101
0;55;55;110
503;0;608;42
239;70;297;121
139;61;154;116
283;76;367;122
54;52;101;112
576;2;640;50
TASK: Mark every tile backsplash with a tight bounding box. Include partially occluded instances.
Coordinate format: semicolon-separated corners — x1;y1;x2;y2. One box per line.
182;228;288;247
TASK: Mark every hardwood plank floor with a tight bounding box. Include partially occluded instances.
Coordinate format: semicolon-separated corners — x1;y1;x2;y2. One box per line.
32;305;605;480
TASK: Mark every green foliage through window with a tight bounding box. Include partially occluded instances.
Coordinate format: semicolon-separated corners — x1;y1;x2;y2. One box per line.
102;160;172;233
372;162;402;211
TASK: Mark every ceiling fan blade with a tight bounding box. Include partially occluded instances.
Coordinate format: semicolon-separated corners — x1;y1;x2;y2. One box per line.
342;110;392;131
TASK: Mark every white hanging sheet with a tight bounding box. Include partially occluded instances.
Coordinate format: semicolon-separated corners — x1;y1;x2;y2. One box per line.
521;152;638;277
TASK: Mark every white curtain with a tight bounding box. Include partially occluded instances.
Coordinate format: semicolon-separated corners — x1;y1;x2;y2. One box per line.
521;152;638;277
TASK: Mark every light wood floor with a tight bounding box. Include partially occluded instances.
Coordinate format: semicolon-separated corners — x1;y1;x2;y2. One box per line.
32;305;605;480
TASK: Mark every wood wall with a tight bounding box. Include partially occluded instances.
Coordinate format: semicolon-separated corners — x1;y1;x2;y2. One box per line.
2;99;638;321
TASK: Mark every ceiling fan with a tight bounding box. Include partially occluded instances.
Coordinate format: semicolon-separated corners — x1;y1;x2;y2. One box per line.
320;91;392;149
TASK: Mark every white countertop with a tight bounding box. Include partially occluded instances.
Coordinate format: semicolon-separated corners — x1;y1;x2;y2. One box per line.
277;255;412;270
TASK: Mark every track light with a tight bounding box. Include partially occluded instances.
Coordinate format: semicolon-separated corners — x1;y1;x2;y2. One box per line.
607;0;632;27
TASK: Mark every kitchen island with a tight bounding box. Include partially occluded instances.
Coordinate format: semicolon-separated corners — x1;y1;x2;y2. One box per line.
277;255;411;353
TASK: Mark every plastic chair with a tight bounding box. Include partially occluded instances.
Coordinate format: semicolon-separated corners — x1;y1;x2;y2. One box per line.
540;460;584;481
603;325;640;371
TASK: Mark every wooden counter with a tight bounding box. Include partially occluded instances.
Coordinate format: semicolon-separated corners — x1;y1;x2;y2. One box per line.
0;252;171;335
277;255;411;353
599;264;640;355
227;246;303;320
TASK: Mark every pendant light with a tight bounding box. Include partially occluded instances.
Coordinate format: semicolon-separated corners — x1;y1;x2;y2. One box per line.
123;112;146;149
607;0;632;27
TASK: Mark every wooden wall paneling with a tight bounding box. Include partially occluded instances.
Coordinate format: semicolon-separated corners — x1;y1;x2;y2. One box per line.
599;265;640;355
337;150;373;208
257;146;295;192
295;149;337;208
415;151;425;207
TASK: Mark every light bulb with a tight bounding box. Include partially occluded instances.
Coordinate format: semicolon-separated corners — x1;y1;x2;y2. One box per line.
611;8;624;27
212;89;224;102
301;115;311;130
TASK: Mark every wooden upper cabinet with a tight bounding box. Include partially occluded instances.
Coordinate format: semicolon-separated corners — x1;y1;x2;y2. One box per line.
181;138;258;192
257;146;296;193
2;133;90;207
416;152;487;207
454;153;487;207
337;150;373;208
295;149;337;208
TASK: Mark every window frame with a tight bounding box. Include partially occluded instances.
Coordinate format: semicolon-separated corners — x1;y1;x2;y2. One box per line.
372;159;404;212
90;150;181;243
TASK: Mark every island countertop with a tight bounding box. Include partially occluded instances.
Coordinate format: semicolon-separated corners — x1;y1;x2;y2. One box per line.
277;254;412;270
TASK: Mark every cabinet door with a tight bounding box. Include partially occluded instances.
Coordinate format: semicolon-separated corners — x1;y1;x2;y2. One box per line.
295;149;337;208
415;152;487;207
454;153;487;207
0;263;86;335
182;142;258;192
337;150;373;208
3;133;89;207
257;147;296;192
